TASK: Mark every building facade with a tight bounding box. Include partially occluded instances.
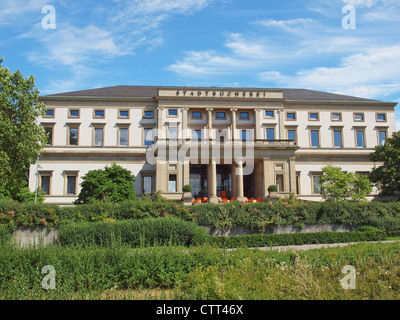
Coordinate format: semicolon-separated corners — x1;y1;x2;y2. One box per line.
28;86;397;204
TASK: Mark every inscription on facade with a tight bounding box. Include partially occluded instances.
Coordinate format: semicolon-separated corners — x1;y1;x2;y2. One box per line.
175;90;270;98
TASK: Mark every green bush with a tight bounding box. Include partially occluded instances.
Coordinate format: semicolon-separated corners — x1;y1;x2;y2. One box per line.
58;218;204;248
1;199;400;236
210;226;387;249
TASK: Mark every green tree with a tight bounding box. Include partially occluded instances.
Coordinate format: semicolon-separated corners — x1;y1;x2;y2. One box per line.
320;164;372;201
0;58;47;200
369;131;400;200
75;163;136;204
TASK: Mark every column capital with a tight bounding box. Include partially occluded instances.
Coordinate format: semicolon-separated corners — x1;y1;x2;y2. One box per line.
206;107;214;112
230;108;238;112
182;107;189;111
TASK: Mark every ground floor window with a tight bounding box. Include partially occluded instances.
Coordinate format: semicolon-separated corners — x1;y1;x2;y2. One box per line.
168;174;177;192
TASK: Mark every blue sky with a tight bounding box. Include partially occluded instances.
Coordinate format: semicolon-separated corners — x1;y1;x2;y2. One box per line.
1;0;399;127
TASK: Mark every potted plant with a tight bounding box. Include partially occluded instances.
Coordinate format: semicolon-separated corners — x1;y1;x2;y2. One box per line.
268;185;279;201
182;184;193;206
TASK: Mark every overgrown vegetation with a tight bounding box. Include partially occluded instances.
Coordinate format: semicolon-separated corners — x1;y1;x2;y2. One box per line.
1;198;400;235
0;242;399;300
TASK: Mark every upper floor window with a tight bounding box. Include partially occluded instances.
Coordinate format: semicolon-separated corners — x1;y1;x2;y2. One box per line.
44;126;53;146
118;127;129;146
68;127;79;146
310;129;320;148
265;110;274;118
378;130;387;146
119;110;129;118
144;128;153;146
240;112;249;119
354;113;364;121
69;109;80;118
266;128;275;140
309;112;319;121
331;113;342;121
144;110;154;119
241;129;249;141
355;129;365;148
93;109;105;118
192;130;202;141
192;111;202;119
168;109;178;117
44;109;55;117
93;127;104;147
376;113;386;122
216;112;226;119
287;129;297;144
286;112;296;121
333;129;343;148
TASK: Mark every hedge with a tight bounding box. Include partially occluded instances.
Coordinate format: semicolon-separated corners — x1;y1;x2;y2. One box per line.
58;218;209;248
1;199;400;235
209;226;387;249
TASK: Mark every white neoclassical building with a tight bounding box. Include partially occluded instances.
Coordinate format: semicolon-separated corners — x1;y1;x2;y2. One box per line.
28;86;397;204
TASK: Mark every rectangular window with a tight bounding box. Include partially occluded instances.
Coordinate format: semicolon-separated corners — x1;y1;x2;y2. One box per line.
66;176;77;195
119;127;129;146
44;109;54;117
144;128;153;146
265;110;274;118
192;130;202;141
94;110;104;118
241;130;249;141
377;113;386;121
276;174;284;192
354;113;364;121
44;127;53;146
168;127;177;140
216;112;226;119
69;109;80;118
68;127;79;146
144;110;154;118
310;130;319;148
40;175;50;195
312;175;321;194
168;109;178;117
378;130;387;146
168;175;177;192
240;112;249;119
309;112;319;120
94;128;103;146
333;130;342;148
192;111;202;119
286;112;296;120
356;130;365;148
332;113;341;121
287;129;296;144
119;110;129;118
266;128;275;140
143;176;153;194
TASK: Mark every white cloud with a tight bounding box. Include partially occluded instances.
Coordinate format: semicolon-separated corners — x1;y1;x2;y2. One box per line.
343;0;375;8
259;44;400;100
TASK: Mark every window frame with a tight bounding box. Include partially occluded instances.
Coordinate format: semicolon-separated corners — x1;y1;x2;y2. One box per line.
93;109;105;119
143;110;155;119
376;113;387;122
68;109;80;118
92;126;105;147
117;126;129;147
44;108;55;118
39;172;52;196
167;109;178;117
354;112;364;122
239;111;250;120
310;129;320;148
355;128;366;148
67;125;80;146
216;111;226;120
264;110;275;118
331;112;342;122
308;112;319;121
332;128;343;148
286;112;296;121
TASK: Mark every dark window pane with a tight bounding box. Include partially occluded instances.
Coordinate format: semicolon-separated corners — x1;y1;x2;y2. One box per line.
69;128;78;145
41;176;50;195
67;176;76;195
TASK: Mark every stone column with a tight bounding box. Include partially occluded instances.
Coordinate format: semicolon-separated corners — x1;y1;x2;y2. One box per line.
236;160;245;202
182;107;189;140
206;108;213;140
230;108;237;141
255;109;261;141
208;159;218;203
231;162;237;199
289;157;297;194
157;107;164;140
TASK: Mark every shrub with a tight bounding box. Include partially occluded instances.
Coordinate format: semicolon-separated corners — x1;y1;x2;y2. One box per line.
58;218;202;248
182;185;193;192
209;227;387;249
268;185;278;192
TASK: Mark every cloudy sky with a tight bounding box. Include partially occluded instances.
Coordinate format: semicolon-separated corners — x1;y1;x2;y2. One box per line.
1;0;399;127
